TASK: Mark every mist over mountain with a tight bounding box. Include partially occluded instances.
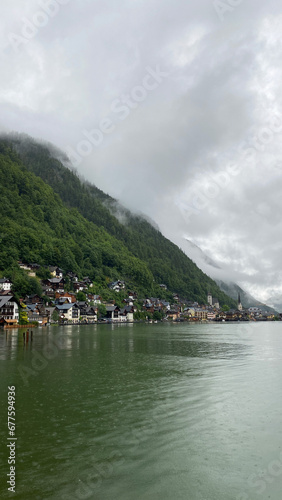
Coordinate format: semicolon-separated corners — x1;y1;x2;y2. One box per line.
184;238;277;312
265;294;282;313
0;133;237;308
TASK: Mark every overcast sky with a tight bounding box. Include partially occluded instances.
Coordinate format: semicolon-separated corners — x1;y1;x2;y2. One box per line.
1;0;282;303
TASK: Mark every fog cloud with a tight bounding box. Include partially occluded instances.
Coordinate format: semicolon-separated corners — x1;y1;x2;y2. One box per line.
1;0;282;303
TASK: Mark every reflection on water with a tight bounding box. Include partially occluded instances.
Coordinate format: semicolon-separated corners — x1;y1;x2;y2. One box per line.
0;322;282;500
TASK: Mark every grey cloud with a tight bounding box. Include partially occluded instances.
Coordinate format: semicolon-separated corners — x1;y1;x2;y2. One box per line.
0;0;282;303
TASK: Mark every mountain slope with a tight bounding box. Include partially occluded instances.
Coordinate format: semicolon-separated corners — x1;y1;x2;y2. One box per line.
215;280;277;313
184;238;277;312
263;294;282;313
0;140;154;293
0;133;236;307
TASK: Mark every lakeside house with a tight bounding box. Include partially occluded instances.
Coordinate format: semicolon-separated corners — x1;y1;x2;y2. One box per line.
79;305;98;323
207;311;216;321
55;303;80;323
194;308;208;320
105;305;120;321
183;307;195;318
26;304;48;325
166;309;181;320
120;306;134;322
0;294;19;325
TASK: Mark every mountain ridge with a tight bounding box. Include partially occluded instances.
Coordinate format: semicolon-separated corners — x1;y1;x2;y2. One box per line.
0;133;237;307
184;238;277;312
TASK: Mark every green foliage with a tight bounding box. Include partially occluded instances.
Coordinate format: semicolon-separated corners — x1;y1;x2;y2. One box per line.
7;268;42;300
134;310;147;321
153;311;163;321
222;304;230;312
76;291;86;302
36;267;51;280
52;310;59;322
19;308;29;324
97;304;107;319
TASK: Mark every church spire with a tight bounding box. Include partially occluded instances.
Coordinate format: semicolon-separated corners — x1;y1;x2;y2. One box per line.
238;293;242;311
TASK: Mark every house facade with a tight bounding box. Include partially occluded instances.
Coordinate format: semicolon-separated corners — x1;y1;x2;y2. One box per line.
26;304;48;325
0;278;12;291
119;306;134;322
79;306;98;323
109;281;125;292
0;295;19;323
55;291;76;303
106;306;120;321
194;308;208;320
56;303;80;323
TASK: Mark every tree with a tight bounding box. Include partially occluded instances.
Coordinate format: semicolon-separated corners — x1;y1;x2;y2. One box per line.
76;291;86;302
153;311;163;321
97;304;107;319
222;305;230;312
10;269;42;299
19;306;29;324
134;310;146;321
36;266;51;280
42;295;50;305
52;310;59;323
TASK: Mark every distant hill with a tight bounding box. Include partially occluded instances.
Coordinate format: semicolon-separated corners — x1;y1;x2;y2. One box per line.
265;294;282;313
184;238;277;312
0;133;237;307
215;280;277;313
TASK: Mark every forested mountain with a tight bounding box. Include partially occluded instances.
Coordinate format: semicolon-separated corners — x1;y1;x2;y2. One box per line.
215;280;277;313
184;238;276;312
0;133;236;307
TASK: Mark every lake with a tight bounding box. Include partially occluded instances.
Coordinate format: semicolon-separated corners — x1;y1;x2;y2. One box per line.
1;322;282;499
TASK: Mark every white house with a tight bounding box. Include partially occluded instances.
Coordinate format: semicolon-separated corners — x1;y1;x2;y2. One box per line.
93;295;102;305
106;306;120;321
0;278;12;291
0;295;19;322
207;311;216;321
248;307;261;314
119;306;134;322
55;303;80;323
109;281;125;292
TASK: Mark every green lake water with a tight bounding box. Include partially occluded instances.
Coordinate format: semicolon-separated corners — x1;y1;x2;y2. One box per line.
1;322;282;500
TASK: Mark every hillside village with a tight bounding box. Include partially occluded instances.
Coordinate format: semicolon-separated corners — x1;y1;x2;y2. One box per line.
0;263;280;327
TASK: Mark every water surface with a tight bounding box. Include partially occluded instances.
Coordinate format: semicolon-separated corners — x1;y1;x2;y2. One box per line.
1;322;282;499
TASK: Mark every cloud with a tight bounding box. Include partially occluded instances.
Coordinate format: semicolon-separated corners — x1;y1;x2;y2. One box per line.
0;0;282;303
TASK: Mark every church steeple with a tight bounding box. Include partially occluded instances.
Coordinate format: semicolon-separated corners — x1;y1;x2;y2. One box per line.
238;293;243;311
